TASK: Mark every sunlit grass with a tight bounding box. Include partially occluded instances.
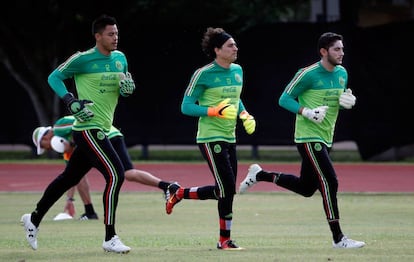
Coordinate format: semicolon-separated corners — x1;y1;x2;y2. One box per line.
1;192;413;261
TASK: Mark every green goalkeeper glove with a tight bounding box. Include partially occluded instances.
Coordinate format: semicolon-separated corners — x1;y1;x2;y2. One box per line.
119;72;136;97
239;110;256;134
207;98;237;119
62;93;94;122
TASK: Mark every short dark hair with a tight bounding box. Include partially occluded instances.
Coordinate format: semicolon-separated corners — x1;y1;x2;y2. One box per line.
317;32;343;56
92;14;117;35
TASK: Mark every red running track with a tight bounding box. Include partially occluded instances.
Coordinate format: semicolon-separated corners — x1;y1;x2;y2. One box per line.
0;162;413;193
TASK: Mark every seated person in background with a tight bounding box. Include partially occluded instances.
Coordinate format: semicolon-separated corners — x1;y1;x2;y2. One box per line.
33;116;180;220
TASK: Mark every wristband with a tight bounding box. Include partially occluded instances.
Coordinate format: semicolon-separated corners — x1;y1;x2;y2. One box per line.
67;197;75;202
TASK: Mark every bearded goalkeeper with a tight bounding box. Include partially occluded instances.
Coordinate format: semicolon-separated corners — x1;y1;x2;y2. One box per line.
239;32;365;249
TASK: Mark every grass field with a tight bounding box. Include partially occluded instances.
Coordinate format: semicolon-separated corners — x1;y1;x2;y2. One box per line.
1;192;413;262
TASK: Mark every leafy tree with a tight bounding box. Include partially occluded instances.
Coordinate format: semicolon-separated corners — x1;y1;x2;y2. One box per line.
0;0;308;127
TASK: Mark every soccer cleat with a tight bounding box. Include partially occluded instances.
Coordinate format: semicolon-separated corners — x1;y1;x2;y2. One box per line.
165;189;182;215
239;164;262;193
333;236;365;248
164;182;181;201
20;213;38;250
102;235;131;253
217;239;244;251
79;213;99;220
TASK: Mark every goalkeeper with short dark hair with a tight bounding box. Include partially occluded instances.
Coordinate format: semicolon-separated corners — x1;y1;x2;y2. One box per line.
239;32;365;249
21;14;132;253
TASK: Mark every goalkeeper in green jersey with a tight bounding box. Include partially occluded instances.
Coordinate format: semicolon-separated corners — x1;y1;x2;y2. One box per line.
239;32;365;249
165;27;256;251
21;14;132;253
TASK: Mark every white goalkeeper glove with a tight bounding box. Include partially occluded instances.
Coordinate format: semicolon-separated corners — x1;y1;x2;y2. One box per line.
119;72;136;97
301;105;329;124
339;88;356;109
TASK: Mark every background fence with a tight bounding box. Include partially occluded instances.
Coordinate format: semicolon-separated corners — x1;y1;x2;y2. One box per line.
2;21;414;161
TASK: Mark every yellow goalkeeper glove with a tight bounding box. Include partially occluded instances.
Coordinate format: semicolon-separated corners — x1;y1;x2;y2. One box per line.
207;98;237;119
239;110;256;134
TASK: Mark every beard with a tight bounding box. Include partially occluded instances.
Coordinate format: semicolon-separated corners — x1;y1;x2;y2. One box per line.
327;54;342;66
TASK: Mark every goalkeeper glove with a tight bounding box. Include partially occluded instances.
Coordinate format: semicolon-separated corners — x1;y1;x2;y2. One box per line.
62;93;94;122
207;98;237;119
239;110;256;135
339;88;356;109
119;72;136;97
301;105;329;124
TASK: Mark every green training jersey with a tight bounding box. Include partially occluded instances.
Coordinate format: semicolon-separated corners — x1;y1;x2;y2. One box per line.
182;61;243;143
105;126;123;139
52;115;122;162
279;61;347;147
53;116;76;141
53;115;122;141
48;47;128;133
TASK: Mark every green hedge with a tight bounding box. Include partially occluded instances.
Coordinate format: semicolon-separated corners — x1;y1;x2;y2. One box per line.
0;148;363;162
